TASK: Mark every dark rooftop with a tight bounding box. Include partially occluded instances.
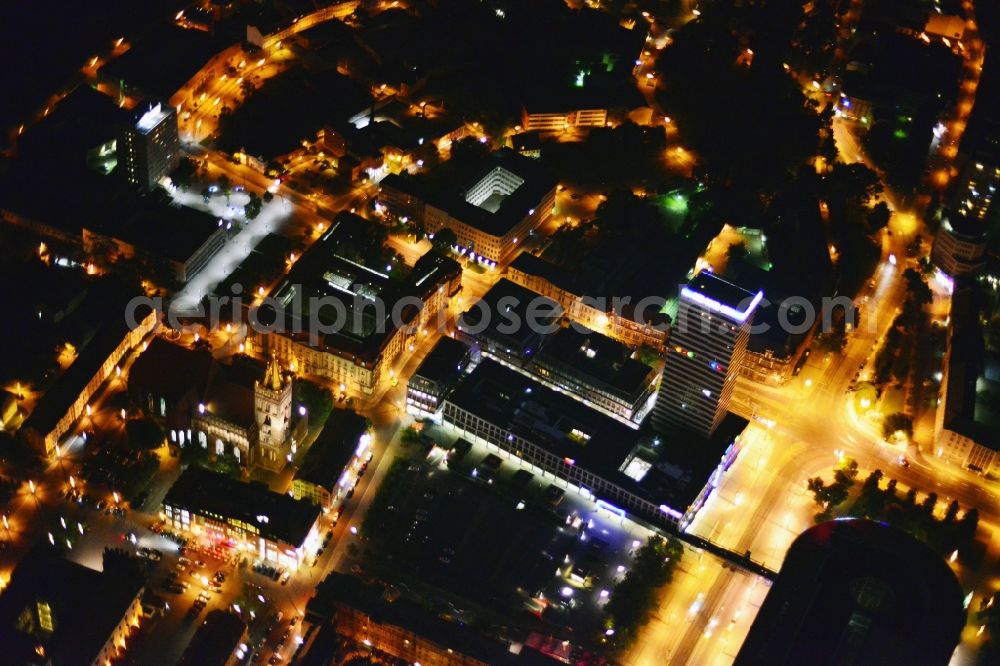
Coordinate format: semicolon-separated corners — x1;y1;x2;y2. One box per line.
21;282;151;438
84;193;224;266
0;136;223;266
942;282;1000;451
446;360;743;514
128;339;267;429
508;252;669;318
735;520;965;666
199;354;269;428
100;21;224;100
509;252;581;295
267;216;460;365
521;78;646;115
512;131;542;153
943;212;988;240
0;547;144;666
447;360;640;473
177;610;246;666
164;467;321;547
458;278;563;350
380;149;557;238
217;66;374;159
411;336;472;385
296;409;370;489
128;337;214;403
534;326;655;397
14;85;127;163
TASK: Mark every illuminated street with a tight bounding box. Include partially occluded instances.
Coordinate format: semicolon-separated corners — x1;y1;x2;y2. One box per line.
2;1;1000;664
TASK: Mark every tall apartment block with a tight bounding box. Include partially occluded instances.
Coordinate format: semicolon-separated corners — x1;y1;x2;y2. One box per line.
118;101;180;190
651;272;762;437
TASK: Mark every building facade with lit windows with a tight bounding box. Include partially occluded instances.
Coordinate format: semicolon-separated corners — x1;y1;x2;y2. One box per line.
292;409;372;511
455;278;563;368
530;326;658;425
117;100;180;190
441;359;745;529
505;253;669;350
520;105;608;132
0;547;145;666
377;149;557;265
304;572;568;666
651;272;762;438
932;213;988;277
453;279;658;425
20;290;158;459
162;467;322;569
406;336;473;416
256;214;461;397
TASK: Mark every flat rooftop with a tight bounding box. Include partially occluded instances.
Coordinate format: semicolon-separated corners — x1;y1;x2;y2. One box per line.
0;135;221;267
411;336;472;385
100;21;225;100
682;271;762;323
134;102;171;134
534;326;655;397
380;148;557;238
296;409;370;489
446;360;745;513
14;84;127;162
178;610;246;666
164;467;321;547
217;67;374;159
457;278;562;351
508;252;581;294
268;212;460;364
85;191;223;266
943;283;1000;450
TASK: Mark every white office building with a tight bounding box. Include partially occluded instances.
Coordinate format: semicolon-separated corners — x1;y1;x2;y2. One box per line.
651;272;762;438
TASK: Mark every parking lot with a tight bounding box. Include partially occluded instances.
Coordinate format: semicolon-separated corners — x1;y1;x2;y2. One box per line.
359;425;655;639
46;474;336;665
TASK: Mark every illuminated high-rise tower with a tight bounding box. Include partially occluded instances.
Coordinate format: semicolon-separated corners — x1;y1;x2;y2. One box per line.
651;272;762;437
118;100;179;190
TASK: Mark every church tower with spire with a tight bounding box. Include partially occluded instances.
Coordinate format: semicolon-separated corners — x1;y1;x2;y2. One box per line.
255;354;292;469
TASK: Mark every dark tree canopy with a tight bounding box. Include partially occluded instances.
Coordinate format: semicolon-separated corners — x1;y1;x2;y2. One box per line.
882;412;913;439
654;10;821;195
431;227;458;252
125;418;164;451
